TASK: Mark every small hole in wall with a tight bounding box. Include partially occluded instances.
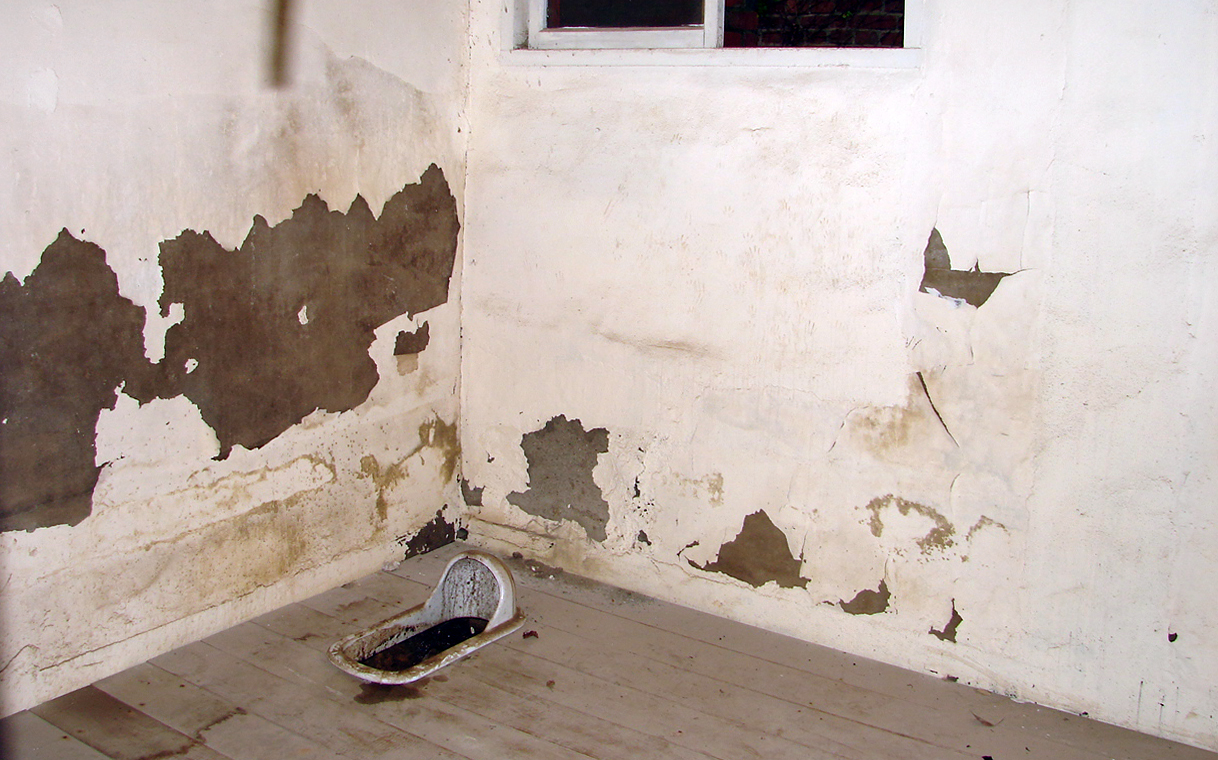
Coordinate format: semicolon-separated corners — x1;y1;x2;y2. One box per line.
1168;632;1178;642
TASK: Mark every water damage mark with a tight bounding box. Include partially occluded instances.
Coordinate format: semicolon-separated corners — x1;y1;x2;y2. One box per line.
865;494;955;553
417;417;460;485
918;228;1011;308
0;232;149;533
141;164;459;459
0;166;459;532
508;415;610;542
691;511;808;589
396;509;457;559
839;580;890;615
394;322;430;355
930;599;963;642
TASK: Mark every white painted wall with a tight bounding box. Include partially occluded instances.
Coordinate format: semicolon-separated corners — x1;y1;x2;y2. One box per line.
0;1;469;714
460;0;1218;749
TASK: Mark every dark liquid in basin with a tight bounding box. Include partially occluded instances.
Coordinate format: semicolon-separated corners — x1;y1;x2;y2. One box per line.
358;617;489;671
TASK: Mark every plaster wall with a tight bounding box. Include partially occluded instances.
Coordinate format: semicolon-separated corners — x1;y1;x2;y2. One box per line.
460;0;1218;749
0;1;469;714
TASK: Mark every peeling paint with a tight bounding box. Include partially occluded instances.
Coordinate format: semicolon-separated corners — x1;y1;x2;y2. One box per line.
930;600;963;642
865;494;955;553
918;228;1011;308
397;508;456;559
0;232;148;532
394;322;430;355
692;511;807;589
460;477;484;507
133;164;460;459
839;580;890;615
508;415;610;542
0;167;458;532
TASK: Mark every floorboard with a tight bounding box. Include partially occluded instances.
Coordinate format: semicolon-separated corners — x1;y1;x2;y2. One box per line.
5;541;1217;760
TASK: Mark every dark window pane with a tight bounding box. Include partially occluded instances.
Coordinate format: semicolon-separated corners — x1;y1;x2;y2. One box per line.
549;0;704;29
723;0;904;48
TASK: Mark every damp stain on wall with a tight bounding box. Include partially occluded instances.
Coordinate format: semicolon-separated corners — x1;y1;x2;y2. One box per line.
918;228;1012;308
397;508;457;559
0;232;149;533
691;511;808;589
135;164;460;459
839;579;891;615
418;417;460;485
865;494;956;553
930;599;963;642
507;415;611;542
0;165;459;533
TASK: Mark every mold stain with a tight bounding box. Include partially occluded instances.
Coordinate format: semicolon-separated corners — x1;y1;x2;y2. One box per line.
865;494;955;553
397;508;457;560
134;164;460;459
839;580;890;615
508;415;611;543
0;231;149;532
918;228;1012;308
691;511;808;589
930;599;963;642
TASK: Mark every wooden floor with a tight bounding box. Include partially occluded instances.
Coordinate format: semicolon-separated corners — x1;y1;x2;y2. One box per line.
4;542;1216;760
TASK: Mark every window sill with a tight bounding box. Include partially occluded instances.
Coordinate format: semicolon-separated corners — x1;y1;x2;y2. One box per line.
500;45;923;69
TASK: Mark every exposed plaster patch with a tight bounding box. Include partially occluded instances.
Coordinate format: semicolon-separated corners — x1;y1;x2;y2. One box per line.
691;511;808;589
839;580;890;615
1;167;458;533
508;415;611;542
134;164;460;459
394;322;430;355
865;494;955;553
930;599;963;642
0;232;148;533
397;508;456;560
460;478;484;507
919;228;1012;308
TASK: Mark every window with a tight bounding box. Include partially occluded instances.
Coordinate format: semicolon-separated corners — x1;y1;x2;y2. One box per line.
521;0;907;52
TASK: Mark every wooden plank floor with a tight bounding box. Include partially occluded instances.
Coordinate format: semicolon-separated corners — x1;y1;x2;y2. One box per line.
5;542;1216;760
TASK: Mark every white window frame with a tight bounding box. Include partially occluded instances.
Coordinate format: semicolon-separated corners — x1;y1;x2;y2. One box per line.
527;0;723;50
504;0;924;68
